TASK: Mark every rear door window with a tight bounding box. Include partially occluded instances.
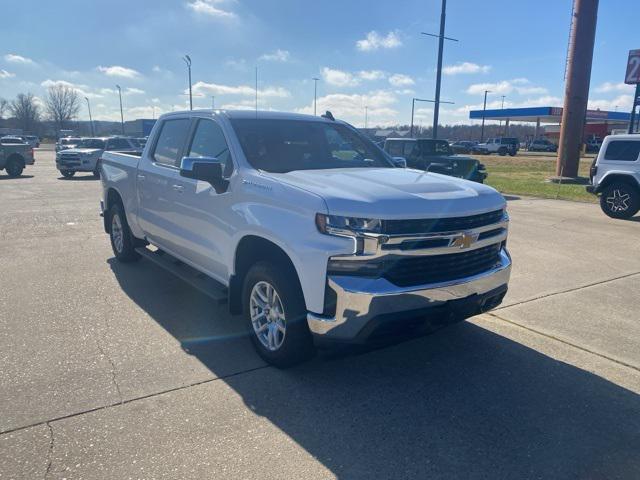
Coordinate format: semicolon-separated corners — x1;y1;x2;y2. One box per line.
152;119;191;166
604;141;640;162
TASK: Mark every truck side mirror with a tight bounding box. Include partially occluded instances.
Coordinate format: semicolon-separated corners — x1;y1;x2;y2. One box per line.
180;156;229;193
391;157;407;168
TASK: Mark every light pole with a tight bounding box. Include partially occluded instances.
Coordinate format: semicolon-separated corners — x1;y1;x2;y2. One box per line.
480;90;491;142
183;55;192;110
421;0;458;139
312;77;320;116
85;97;94;136
115;85;124;134
410;97;454;137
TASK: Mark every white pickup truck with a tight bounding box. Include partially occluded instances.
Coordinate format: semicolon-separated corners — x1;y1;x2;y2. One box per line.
586;134;640;219
101;110;512;366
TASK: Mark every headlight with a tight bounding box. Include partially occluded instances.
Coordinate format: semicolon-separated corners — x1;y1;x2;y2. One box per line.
315;214;382;236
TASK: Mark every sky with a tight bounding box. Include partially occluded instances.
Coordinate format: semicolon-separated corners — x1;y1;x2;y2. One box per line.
0;0;637;128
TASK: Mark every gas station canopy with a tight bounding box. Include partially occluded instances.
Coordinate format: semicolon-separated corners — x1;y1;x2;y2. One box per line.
469;106;631;125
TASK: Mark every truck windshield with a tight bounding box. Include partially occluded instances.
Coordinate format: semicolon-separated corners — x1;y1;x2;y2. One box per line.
231;119;392;173
77;139;105;149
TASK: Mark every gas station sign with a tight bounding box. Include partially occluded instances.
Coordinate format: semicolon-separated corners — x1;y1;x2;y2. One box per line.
625;49;640;84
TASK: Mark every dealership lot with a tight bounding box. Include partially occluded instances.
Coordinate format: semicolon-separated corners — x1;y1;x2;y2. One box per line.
1;147;640;479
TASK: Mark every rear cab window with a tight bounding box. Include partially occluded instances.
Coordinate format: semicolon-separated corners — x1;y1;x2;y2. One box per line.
603;140;640;162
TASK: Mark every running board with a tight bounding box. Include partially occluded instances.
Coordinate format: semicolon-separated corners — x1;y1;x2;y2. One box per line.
135;247;228;304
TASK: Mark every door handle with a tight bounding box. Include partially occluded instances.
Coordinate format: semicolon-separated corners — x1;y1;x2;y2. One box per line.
172;184;184;192
137;174;146;181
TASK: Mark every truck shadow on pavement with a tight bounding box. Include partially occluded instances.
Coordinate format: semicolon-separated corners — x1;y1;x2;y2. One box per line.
108;258;640;479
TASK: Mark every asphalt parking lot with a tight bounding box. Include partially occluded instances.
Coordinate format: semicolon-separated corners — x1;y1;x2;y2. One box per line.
1;146;639;479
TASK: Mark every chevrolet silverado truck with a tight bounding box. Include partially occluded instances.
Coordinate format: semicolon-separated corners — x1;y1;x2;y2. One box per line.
101;110;511;367
1;136;34;177
57;136;141;178
383;138;487;183
586;134;640;219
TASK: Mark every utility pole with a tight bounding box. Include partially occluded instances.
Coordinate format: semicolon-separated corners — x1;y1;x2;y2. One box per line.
183;55;192;110
556;0;599;178
421;0;458;140
480;90;490;142
84;97;94;136
312;77;320;116
116;85;124;134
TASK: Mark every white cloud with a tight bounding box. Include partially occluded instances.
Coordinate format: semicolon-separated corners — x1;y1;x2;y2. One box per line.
4;53;35;65
443;62;491;75
192;81;290;98
296;90;398;126
588;94;634;111
321;67;360;87
388;73;414;87
0;69;15;79
594;82;634;93
356;31;402;51
259;49;290;62
97;65;141;78
358;70;386;81
126;87;145;95
40;79;103;99
186;0;236;19
465;78;547;96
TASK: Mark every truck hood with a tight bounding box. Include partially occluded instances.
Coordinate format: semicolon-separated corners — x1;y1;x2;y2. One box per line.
62;148;102;154
266;168;505;218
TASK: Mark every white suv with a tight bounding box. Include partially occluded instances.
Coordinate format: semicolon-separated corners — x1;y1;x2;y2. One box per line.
587;134;640;219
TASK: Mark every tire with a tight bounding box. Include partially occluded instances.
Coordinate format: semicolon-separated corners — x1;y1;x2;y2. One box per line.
60;170;75;179
508;150;516;157
108;203;141;262
5;157;24;177
498;148;507;156
242;261;314;367
600;181;640;220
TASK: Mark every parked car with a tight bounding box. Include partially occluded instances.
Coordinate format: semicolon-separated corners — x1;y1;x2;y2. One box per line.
384;138;487;183
585;138;602;153
0;135;34;177
56;136;142;178
101;110;511;366
55;137;82;153
22;135;40;148
586;134;640;219
449;140;478;154
527;138;558;152
475;137;519;156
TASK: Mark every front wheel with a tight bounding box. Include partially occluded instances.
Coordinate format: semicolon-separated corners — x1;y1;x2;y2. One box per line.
498;148;507;156
60;170;75;179
5;158;24;177
108;203;141;262
242;262;314;367
600;182;640;219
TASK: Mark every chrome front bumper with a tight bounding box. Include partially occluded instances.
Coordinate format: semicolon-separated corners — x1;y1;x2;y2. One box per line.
307;248;511;342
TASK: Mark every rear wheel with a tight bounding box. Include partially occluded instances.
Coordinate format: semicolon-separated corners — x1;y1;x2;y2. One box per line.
498;147;507;156
600;181;640;219
93;161;101;179
60;170;75;179
5;157;24;177
242;261;314;367
108;203;141;262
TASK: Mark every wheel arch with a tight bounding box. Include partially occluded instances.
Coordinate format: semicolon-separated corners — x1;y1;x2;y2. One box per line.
597;173;640;194
6;153;25;166
103;187;124;233
229;235;303;315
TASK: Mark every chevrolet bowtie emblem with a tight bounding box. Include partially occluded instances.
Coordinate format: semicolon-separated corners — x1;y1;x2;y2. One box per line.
451;231;479;249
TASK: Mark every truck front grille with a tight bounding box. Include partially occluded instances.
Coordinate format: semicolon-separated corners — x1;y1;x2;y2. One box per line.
382;243;502;287
381;209;504;235
58;153;81;167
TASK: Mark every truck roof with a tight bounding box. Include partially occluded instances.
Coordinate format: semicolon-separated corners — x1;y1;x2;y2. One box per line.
605;133;640;141
161;109;337;123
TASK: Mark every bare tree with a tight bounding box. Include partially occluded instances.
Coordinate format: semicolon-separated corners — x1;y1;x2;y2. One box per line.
45;84;80;133
10;93;40;133
0;98;8;119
